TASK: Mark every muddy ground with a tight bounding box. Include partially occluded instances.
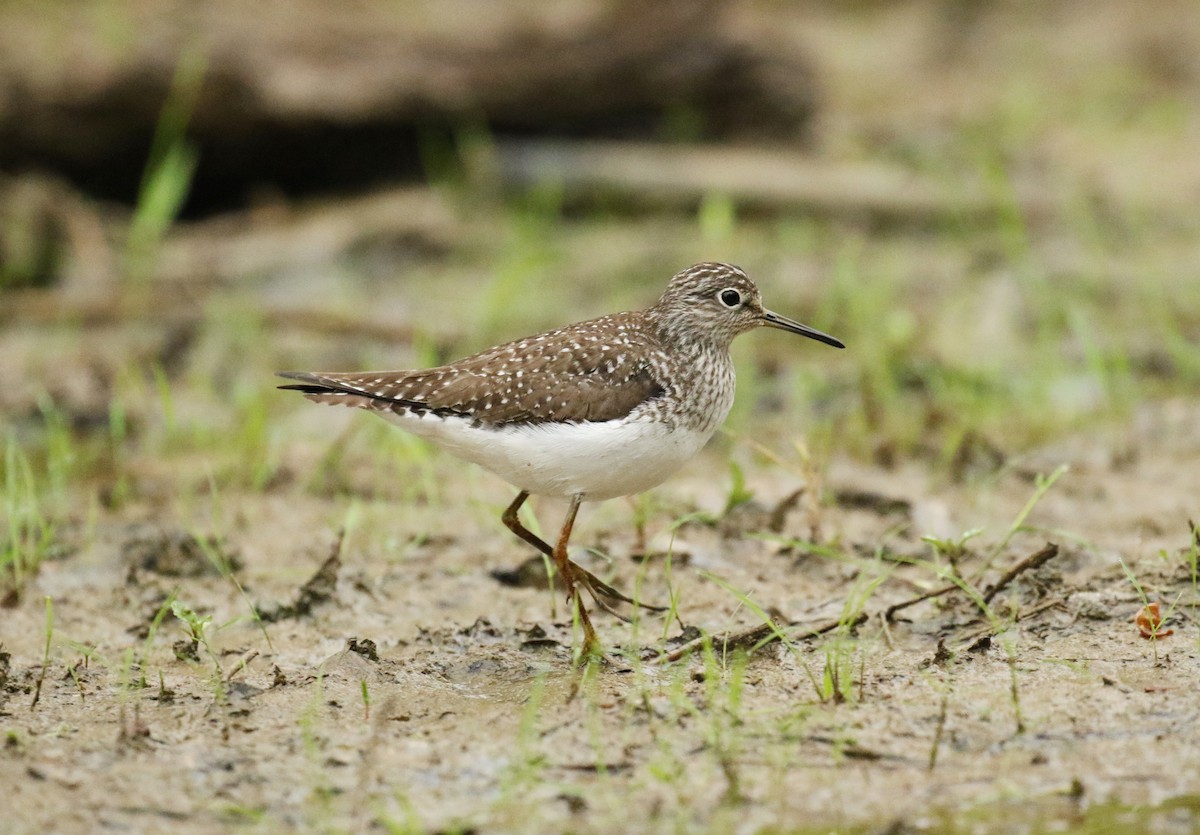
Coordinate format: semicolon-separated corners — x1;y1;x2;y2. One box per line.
4;399;1199;833
5;1;1200;833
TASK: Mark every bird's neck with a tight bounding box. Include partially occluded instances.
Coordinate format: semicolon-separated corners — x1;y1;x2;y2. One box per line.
646;309;732;361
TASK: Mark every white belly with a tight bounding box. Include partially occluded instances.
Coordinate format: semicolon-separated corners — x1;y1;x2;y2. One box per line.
381;411;714;500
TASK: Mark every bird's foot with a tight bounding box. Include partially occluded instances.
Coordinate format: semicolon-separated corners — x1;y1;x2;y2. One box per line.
571;562;668;615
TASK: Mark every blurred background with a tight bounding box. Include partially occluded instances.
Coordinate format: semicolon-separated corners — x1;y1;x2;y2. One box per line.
4;5;1200;830
2;0;1199;587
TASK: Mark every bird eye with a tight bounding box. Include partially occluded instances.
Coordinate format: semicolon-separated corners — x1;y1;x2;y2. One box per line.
715;290;744;309
718;288;742;308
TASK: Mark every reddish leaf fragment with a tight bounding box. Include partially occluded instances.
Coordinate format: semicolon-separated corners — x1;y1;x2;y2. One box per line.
1135;601;1174;640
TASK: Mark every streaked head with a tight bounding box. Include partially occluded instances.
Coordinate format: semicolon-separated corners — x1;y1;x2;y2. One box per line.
652;262;844;350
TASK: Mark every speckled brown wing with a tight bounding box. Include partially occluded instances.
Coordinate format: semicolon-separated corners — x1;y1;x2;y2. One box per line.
277;312;669;425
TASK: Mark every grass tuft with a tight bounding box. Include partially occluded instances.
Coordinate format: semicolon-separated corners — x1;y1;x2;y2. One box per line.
1;436;57;600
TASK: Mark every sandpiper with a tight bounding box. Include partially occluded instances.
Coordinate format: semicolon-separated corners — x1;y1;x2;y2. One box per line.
279;262;843;656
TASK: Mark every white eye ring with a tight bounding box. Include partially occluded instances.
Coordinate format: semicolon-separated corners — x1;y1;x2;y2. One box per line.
718;288;742;308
